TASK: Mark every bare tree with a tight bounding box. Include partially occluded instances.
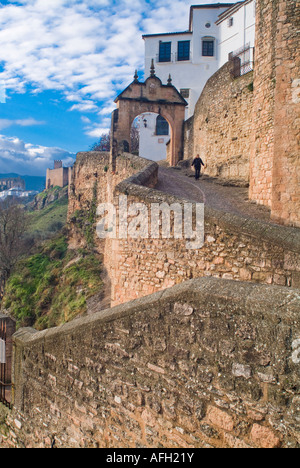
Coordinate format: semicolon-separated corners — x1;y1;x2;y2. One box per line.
90;127;140;154
90;132;111;152
130;125;140;153
0;200;27;299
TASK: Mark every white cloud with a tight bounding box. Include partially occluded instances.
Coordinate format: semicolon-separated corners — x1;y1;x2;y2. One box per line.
83;115;111;138
69;101;98;113
0;1;191;105
0;0;229;137
0;118;45;130
80;116;92;124
0;134;75;176
85;127;110;138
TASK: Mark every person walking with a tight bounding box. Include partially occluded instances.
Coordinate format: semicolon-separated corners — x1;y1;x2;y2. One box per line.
191;154;205;180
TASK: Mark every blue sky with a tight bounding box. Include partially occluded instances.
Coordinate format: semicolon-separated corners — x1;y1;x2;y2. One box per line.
0;0;231;176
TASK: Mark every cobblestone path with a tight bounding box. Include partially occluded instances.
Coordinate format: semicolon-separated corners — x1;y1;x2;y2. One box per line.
156;166;273;224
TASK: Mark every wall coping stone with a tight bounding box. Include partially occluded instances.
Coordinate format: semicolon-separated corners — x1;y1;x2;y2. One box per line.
13;277;300;346
113;155;300;254
69;150;300;254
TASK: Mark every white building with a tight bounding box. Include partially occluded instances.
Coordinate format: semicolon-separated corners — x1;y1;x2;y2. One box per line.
140;1;256;162
143;3;236;119
0;187;38;200
217;0;256;71
135;113;170;162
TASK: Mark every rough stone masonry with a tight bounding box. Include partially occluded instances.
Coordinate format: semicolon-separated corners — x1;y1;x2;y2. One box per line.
2;278;300;448
68;151;300;308
0;0;299;449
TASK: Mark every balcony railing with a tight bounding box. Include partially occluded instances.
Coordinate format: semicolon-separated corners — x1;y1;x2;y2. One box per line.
156;53;174;64
229;44;254;78
175;52;192;62
156;52;192;64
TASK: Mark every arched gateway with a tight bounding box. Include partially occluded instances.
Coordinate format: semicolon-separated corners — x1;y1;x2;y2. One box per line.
110;62;187;169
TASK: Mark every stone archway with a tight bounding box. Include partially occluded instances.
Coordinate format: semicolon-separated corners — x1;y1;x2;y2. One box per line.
110;63;187;169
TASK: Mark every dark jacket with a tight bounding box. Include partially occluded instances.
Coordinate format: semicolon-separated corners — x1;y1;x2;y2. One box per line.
192;157;205;169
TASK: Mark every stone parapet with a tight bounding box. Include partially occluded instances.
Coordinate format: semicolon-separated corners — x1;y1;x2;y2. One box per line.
4;278;300;448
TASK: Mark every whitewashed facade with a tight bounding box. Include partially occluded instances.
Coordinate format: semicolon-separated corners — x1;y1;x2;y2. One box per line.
217;0;256;70
0;187;38;199
140;1;256;162
143;4;235;119
135;113;170;162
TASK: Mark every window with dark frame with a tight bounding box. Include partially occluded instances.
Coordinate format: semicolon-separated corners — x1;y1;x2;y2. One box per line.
159;41;171;62
156;115;169;136
177;40;190;61
180;88;190;99
202;39;214;57
228;17;234;27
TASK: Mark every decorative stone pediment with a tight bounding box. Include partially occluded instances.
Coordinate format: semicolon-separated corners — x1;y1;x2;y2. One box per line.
110;61;187;168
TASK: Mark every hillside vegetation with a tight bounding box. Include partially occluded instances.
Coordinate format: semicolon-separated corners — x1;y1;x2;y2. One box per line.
3;235;103;330
2;186;104;330
26;186;69;239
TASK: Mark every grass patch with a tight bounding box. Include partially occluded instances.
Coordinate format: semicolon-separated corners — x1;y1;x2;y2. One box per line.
26;196;68;238
3;235;103;330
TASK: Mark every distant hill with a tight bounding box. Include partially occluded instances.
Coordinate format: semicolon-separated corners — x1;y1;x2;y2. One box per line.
26;186;69;237
0;173;45;192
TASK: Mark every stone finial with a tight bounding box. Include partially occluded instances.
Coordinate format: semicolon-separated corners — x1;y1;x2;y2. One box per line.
150;59;155;77
134;70;139;83
167;74;172;86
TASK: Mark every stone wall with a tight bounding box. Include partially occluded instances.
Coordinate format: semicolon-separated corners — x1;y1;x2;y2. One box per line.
183;116;194;162
270;0;300;227
183;0;299;227
67;152;300;309
3;278;300;448
110;176;300;307
248;0;276;208
184;61;254;183
67;151;158;251
249;0;300;227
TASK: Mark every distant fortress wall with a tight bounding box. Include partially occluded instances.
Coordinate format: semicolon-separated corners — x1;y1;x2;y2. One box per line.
0;177;25;191
46;160;71;189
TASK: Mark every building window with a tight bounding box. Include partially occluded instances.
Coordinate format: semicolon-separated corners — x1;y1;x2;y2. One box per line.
156;115;169;136
202;38;214;57
159;41;171;62
228;17;234;27
180;88;190;99
205;22;211;28
177;40;190;61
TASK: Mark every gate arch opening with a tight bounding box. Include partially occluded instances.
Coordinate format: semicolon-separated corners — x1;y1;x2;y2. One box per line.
132;112;171;162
